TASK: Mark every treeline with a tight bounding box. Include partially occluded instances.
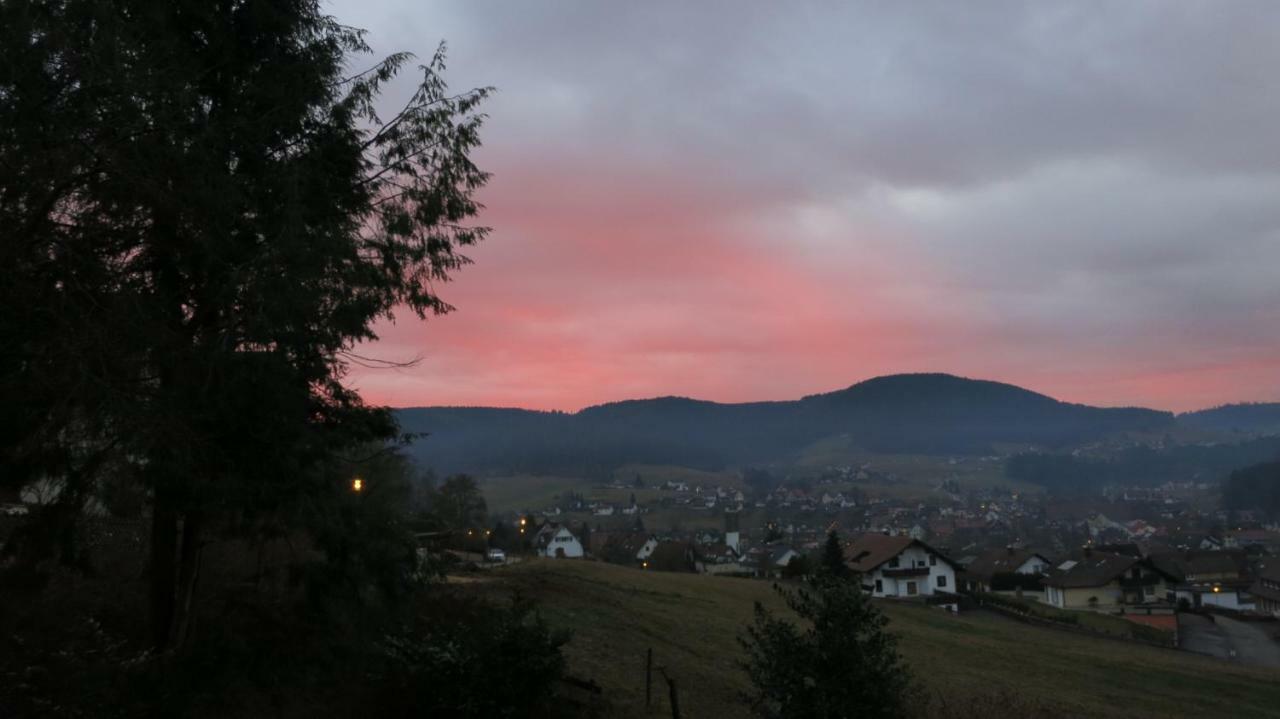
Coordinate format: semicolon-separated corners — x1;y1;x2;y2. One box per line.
1222;462;1280;517
1179;402;1280;434
1005;437;1280;494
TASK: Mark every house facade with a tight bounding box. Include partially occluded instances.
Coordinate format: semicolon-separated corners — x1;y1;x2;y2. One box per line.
1043;551;1174;610
844;533;958;599
532;524;584;558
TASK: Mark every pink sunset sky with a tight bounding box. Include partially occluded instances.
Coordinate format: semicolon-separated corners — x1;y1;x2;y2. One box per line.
333;2;1280;413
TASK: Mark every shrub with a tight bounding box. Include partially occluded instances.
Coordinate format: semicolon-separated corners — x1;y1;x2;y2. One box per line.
370;592;569;718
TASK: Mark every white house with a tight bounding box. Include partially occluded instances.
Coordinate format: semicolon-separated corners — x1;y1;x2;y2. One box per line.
844;533;958;600
532;523;584;558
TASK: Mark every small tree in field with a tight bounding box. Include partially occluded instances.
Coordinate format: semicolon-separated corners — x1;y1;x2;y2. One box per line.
821;530;848;579
739;578;910;718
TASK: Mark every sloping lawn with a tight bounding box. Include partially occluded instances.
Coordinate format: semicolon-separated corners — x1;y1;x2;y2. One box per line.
466;559;1280;718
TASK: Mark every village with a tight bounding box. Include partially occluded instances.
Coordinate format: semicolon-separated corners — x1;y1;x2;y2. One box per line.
449;465;1280;667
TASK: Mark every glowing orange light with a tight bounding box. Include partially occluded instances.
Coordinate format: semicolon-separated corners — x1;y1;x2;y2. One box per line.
351;478;364;492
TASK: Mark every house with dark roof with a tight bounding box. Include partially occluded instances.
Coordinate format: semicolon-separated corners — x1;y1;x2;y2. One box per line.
597;532;658;566
1149;550;1254;610
742;545;803;578
844;533;958;600
1043;550;1177;610
644;541;695;572
692;543;743;575
960;547;1052;600
1250;562;1280;617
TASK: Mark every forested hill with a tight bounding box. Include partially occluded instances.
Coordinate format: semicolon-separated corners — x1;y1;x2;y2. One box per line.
394;373;1174;475
1179;403;1280;435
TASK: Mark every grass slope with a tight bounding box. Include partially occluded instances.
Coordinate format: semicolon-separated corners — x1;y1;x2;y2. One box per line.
472;560;1280;718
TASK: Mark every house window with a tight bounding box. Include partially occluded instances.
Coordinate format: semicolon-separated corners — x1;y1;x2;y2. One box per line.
874;579;883;593
1144;585;1154;596
906;581;918;596
888;557;899;568
937;575;947;588
929;555;936;567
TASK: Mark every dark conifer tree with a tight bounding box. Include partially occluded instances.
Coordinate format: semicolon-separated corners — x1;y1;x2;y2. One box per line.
1;0;489;649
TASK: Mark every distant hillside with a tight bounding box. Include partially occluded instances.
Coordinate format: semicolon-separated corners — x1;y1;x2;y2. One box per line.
396;373;1174;475
1179;403;1280;435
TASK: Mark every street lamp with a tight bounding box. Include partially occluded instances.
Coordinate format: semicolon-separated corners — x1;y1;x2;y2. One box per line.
351;477;364;493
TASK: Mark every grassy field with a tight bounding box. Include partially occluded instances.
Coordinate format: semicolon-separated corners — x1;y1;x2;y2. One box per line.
480;464;741;515
795;438;1042;494
465;559;1280;718
479;474;599;514
480;452;1038;523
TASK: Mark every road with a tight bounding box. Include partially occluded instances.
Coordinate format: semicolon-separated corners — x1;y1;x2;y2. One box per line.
1178;613;1280;668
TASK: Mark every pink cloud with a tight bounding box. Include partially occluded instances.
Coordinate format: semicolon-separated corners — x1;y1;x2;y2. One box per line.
346;154;1278;414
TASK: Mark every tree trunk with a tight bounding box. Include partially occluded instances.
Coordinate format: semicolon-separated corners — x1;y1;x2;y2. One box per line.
149;499;179;649
169;512;204;649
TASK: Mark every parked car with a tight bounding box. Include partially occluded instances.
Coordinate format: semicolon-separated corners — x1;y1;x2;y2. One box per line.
486;548;506;563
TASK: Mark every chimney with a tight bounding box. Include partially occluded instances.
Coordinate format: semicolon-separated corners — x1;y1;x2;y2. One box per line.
1006;545;1015;556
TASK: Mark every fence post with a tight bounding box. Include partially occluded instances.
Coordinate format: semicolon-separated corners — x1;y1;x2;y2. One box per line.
667;674;680;719
646;648;653;707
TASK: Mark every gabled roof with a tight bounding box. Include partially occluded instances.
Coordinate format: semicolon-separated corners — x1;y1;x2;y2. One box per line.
963;548;1051;580
1043;552;1139;588
1249;561;1280;603
1147;550;1247;582
530;522;577;549
768;546;799;565
843;533;956;573
646;541;694;572
1042;551;1178;588
693;543;739;562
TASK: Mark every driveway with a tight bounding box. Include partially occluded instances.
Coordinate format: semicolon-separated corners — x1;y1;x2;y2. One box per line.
1179;613;1280;668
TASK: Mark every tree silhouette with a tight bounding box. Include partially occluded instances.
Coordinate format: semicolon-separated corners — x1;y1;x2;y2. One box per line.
1;0;489;649
821;530;848;579
740;577;910;718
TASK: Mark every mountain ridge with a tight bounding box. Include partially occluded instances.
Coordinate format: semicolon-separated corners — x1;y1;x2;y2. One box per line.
394;373;1178;475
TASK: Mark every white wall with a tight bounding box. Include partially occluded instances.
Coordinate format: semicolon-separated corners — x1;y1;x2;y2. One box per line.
1018;556;1050;575
541;528;584;558
868;546;956;598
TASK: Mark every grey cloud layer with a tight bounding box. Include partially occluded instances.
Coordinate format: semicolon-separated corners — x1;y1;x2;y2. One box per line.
333;0;1280;407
